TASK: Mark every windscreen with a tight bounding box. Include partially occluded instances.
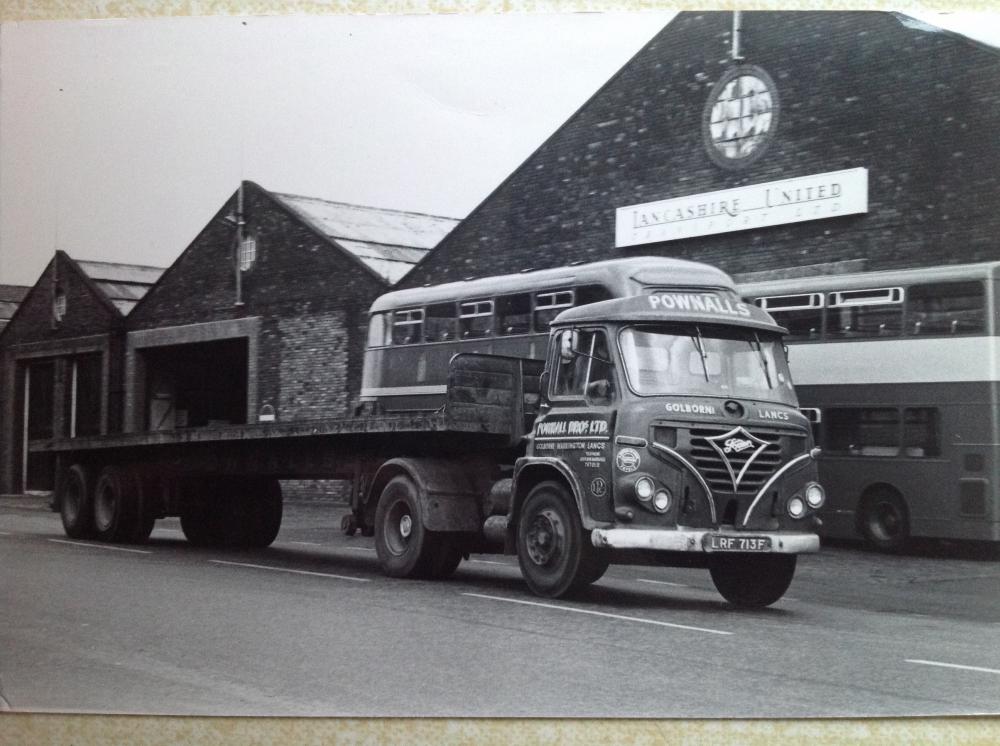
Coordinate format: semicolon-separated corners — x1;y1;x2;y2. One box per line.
619;324;797;405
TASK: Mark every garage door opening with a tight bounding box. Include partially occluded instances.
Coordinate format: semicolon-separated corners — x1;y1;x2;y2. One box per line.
142;338;248;430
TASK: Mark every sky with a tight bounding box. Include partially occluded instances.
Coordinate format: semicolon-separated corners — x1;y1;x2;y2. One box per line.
1;9;998;287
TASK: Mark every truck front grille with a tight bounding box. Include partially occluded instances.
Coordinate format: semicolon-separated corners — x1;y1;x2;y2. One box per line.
689;427;785;494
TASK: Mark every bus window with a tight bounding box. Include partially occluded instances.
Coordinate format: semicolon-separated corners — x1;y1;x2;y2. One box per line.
391;308;424;346
497;293;532;336
755;293;824;341
908;281;984;335
534;289;574;332
903;408;940;458
367;312;389;348
800;407;822;443
826;407;900;457
424;302;457;342
828;287;903;339
459;300;493;339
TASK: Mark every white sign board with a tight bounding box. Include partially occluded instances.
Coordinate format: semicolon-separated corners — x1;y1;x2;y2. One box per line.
615;167;868;248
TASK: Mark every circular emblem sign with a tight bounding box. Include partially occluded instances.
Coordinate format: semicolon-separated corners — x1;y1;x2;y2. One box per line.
616;448;641;473
702;65;779;169
590;477;608;498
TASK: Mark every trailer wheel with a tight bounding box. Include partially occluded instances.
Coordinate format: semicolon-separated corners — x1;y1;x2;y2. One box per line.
59;464;95;539
242;478;283;548
516;480;595;598
858;488;909;553
709;554;797;608
179;480;217;547
374;475;436;578
93;466;140;543
127;473;157;543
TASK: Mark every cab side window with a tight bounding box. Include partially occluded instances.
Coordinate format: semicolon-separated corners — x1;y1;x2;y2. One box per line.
552;329;615;404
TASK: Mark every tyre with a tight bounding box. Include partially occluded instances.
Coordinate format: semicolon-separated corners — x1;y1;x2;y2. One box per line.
575;550;611;587
93;465;140;543
242;478;283;548
516;480;596;598
709;553;797;608
858;489;909;553
59;463;95;539
421;537;463;580
374;475;436;578
179;480;217;547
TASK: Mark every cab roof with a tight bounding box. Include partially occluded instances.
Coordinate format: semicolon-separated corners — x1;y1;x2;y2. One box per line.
552;291;786;334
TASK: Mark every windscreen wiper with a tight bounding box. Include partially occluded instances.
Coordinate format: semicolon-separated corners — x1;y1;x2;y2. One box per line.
751;332;774;389
691;326;710;382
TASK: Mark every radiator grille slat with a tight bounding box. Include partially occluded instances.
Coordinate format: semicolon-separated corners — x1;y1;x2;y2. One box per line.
689;426;791;494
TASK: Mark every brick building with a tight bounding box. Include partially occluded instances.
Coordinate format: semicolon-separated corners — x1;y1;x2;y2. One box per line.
0;253;164;493
123;181;457;439
402;11;1000;288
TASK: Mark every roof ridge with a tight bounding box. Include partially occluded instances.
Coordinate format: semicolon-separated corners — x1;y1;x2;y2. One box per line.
271;192;462;222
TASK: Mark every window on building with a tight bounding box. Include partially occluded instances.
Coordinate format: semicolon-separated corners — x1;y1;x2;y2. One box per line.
908;281;984;336
53;288;67;324
424;302;457;342
827;287;904;339
238;234;257;272
496;294;532;336
391;308;424;346
755;293;824;341
459;300;493;339
534;289;574;332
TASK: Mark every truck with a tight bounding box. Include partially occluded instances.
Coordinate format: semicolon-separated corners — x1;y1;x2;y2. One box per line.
40;257;824;607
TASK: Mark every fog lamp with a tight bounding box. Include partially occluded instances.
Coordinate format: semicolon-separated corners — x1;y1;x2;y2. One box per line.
635;476;655;502
652;489;672;513
787;496;806;518
805;482;825;509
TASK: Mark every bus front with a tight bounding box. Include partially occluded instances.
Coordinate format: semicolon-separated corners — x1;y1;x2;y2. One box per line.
520;290;823;607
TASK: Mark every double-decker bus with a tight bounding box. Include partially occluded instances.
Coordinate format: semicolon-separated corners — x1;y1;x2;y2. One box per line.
741;262;999;550
362;257;734;411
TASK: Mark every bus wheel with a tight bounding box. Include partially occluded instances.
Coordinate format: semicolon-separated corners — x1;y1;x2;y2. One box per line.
59;464;95;539
93;466;139;543
374;475;435;578
710;554;796;608
858;489;909;553
517;480;594;598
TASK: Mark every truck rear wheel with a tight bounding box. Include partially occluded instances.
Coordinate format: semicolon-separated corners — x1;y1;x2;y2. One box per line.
517;480;597;598
242;478;283;548
179;480;218;547
59;464;95;539
709;554;796;608
93;466;141;543
374;475;437;578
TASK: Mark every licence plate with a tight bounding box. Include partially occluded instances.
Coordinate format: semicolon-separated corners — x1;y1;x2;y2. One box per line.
706;535;772;552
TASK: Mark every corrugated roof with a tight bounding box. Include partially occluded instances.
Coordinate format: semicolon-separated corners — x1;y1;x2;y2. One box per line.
0;285;29;304
76;260;165;316
271;193;459;284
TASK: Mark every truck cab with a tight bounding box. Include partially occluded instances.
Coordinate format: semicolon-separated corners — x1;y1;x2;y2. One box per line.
512;290;823;606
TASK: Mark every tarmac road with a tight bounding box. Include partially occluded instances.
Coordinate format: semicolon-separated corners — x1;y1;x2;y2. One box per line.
1;497;999;718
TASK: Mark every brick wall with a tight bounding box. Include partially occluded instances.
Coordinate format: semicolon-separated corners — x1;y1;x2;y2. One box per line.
128;183;385;423
403;11;1000;289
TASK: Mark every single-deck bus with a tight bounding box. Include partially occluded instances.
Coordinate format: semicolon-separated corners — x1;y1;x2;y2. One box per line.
362;257;735;411
741;262;1000;550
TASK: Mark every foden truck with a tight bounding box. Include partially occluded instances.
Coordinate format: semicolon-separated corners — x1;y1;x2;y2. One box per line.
40;258;824;607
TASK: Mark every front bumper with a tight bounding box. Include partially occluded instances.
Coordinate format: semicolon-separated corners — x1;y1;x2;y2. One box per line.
591;527;820;554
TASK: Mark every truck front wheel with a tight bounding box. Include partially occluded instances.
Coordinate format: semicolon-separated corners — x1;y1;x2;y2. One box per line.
374;475;436;578
517;480;600;598
709;554;796;608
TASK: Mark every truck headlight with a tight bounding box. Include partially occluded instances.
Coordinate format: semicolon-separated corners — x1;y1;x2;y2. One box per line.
634;476;655;502
652;489;672;513
787;496;806;518
805;482;825;509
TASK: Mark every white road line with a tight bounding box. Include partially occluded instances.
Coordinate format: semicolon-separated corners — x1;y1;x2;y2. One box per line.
287;541;320;546
209;559;369;582
637;578;689;588
48;538;153;554
905;659;1000;676
469;559;512;566
341;546;375;552
462;592;732;636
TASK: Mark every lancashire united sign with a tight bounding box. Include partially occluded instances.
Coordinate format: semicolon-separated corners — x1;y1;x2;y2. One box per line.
615;168;868;248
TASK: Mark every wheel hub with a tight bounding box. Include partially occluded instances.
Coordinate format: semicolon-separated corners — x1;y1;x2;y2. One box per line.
399;514;412;539
525;508;563;566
